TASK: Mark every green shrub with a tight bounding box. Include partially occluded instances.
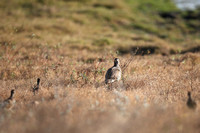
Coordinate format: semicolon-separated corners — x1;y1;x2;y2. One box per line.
92;38;111;47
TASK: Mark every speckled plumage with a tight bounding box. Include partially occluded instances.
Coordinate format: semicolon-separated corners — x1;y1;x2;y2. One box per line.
105;58;121;84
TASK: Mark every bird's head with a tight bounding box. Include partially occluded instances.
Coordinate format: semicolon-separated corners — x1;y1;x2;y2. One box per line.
11;89;15;94
188;91;191;97
114;58;120;66
37;78;40;84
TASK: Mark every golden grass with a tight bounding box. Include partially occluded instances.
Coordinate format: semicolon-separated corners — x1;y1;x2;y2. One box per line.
0;0;200;132
0;50;200;133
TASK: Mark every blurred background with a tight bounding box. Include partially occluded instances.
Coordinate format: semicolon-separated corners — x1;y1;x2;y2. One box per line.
0;0;200;56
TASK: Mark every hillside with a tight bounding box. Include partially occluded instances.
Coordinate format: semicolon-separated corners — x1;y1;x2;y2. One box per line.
0;0;200;56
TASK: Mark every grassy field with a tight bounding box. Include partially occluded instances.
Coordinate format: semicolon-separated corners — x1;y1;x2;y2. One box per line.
0;0;200;133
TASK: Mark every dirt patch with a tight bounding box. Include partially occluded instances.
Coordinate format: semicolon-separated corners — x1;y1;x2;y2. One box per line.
118;45;200;56
118;46;169;56
182;10;200;20
159;10;200;20
181;45;200;54
159;11;180;19
93;3;116;9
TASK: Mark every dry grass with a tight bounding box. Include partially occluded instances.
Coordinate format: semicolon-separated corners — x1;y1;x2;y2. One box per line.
0;49;200;133
1;0;200;132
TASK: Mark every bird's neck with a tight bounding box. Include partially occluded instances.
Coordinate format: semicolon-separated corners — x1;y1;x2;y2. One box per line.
188;95;192;101
114;63;119;67
9;92;14;100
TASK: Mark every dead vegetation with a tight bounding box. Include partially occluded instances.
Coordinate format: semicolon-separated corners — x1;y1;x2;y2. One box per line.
0;0;200;132
0;49;200;133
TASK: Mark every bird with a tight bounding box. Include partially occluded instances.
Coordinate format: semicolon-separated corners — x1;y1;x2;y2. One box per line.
187;91;197;109
0;89;15;110
33;78;40;95
105;58;121;89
